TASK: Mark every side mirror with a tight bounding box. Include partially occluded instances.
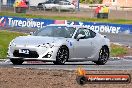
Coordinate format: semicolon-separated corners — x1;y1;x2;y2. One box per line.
76;34;85;41
30;32;34;35
103;35;107;38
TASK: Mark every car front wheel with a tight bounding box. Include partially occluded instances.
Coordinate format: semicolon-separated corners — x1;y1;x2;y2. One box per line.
94;47;109;65
10;59;24;65
53;46;69;65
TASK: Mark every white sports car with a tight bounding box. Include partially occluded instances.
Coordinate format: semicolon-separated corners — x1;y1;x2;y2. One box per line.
37;0;75;11
7;24;110;65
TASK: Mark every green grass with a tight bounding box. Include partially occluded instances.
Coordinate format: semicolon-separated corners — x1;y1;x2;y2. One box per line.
0;30;26;59
111;44;127;57
0;30;128;59
1;12;132;24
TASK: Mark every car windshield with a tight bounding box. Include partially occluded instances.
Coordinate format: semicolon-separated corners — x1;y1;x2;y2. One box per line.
33;26;76;38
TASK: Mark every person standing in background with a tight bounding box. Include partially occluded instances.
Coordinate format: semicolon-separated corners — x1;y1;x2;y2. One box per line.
95;5;109;19
95;6;102;18
102;5;109;18
23;0;29;5
72;0;78;10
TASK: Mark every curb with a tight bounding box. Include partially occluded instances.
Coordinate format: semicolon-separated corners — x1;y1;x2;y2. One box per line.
124;56;132;58
0;59;10;63
109;56;132;61
124;56;132;60
109;57;122;61
0;59;6;61
0;59;46;64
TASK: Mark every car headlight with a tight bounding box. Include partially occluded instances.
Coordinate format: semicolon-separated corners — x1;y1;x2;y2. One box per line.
37;43;54;48
9;39;16;46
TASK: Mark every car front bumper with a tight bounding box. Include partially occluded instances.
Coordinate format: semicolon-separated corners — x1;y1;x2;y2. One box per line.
8;57;56;62
7;45;59;61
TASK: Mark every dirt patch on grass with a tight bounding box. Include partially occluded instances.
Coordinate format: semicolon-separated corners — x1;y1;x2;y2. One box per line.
111;43;132;57
0;68;131;88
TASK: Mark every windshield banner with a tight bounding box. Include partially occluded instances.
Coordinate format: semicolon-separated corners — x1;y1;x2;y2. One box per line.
0;16;132;34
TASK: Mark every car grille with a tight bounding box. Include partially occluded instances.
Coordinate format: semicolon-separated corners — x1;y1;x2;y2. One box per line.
13;50;39;58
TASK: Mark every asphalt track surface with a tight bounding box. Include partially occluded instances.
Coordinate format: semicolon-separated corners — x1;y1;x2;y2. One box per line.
0;57;132;70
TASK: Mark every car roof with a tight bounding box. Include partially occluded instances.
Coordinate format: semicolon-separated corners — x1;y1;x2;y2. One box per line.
47;24;83;27
47;24;98;33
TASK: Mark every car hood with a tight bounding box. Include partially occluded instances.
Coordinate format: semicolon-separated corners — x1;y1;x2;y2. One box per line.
13;36;65;46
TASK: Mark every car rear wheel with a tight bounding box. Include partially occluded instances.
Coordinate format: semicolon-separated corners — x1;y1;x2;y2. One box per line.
53;46;69;65
93;47;109;65
10;59;24;65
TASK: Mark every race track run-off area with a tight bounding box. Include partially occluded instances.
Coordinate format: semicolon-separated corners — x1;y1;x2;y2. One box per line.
1;57;132;70
0;58;132;88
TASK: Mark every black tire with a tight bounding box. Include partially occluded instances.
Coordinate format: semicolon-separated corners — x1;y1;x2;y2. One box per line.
10;59;24;65
94;46;109;65
53;46;69;65
76;76;87;85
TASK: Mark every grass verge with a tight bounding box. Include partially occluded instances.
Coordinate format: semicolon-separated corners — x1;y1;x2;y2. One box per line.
110;44;127;57
0;30;129;59
0;30;26;59
0;12;132;24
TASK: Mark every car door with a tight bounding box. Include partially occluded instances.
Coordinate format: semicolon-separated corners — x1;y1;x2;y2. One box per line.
73;28;95;58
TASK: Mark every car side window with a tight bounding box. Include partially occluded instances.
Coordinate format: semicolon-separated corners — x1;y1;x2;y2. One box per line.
74;28;89;39
83;28;91;39
89;30;96;38
67;27;76;37
74;28;96;39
